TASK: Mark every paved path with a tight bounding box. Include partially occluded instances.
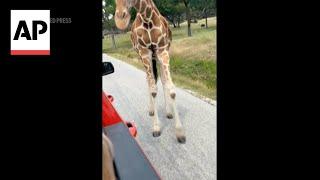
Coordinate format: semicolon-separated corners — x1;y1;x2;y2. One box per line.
103;54;216;180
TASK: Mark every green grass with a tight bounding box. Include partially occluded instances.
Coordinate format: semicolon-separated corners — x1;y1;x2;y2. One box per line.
103;17;216;99
170;57;216;99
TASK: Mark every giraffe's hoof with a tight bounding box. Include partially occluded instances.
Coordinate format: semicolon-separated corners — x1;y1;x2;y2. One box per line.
149;111;154;116
151;92;157;97
176;128;186;144
170;92;176;99
166;113;173;119
152;130;161;137
177;135;186;144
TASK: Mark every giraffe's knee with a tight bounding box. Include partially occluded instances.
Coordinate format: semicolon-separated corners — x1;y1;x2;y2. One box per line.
147;78;158;96
170;92;176;99
169;88;176;99
151;92;157;97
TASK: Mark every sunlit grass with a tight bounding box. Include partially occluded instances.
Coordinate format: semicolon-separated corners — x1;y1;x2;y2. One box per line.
103;17;216;99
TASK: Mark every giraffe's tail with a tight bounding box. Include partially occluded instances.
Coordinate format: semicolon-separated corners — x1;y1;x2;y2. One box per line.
152;54;158;83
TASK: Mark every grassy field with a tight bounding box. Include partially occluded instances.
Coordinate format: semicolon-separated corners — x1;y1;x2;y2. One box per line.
103;17;216;100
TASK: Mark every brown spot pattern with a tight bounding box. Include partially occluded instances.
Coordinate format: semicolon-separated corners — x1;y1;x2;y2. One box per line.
142;34;150;45
138;38;146;47
146;7;152;18
151;12;160;27
140;1;146;13
136;28;147;37
150;29;161;43
158;37;165;47
134;0;140;10
135;16;142;28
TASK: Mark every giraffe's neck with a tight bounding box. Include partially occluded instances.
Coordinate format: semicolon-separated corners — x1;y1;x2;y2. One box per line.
133;0;160;22
133;0;141;10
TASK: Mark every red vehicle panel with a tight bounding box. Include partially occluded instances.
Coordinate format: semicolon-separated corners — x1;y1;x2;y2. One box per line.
102;92;121;127
103;92;137;137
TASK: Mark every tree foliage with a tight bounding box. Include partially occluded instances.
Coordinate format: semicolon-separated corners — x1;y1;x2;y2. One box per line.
154;0;185;27
103;0;116;31
103;0;217;36
103;0;117;48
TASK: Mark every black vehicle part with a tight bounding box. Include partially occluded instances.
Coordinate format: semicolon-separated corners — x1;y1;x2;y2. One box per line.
104;123;161;180
103;62;114;76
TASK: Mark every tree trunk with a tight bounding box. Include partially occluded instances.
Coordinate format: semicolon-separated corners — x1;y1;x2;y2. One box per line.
177;16;180;27
173;16;176;28
187;11;191;36
205;11;208;28
165;16;176;28
183;0;192;37
111;33;116;49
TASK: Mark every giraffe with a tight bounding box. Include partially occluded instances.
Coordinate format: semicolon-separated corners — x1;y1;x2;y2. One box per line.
114;0;186;143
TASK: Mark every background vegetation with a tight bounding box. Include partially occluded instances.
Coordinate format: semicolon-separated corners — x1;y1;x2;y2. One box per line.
103;0;217;100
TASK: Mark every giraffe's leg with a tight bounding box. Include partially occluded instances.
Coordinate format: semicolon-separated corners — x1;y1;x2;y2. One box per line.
149;90;161;137
140;52;161;137
159;61;173;119
157;50;186;143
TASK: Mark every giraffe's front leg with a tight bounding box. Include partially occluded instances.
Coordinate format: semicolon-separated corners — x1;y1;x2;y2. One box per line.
141;55;161;137
157;50;186;143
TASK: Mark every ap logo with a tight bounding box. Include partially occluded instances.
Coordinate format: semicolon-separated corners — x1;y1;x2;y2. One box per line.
11;10;50;55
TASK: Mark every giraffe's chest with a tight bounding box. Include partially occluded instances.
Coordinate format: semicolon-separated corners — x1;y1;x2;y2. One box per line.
132;27;168;49
131;17;169;49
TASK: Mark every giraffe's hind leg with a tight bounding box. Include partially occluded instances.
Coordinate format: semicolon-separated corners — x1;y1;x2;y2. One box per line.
140;50;161;137
159;63;173;119
157;49;186;143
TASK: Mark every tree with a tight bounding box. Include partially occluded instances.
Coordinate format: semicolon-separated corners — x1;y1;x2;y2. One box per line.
103;0;117;48
174;3;185;27
190;0;216;28
154;0;185;28
154;0;192;36
182;0;192;36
